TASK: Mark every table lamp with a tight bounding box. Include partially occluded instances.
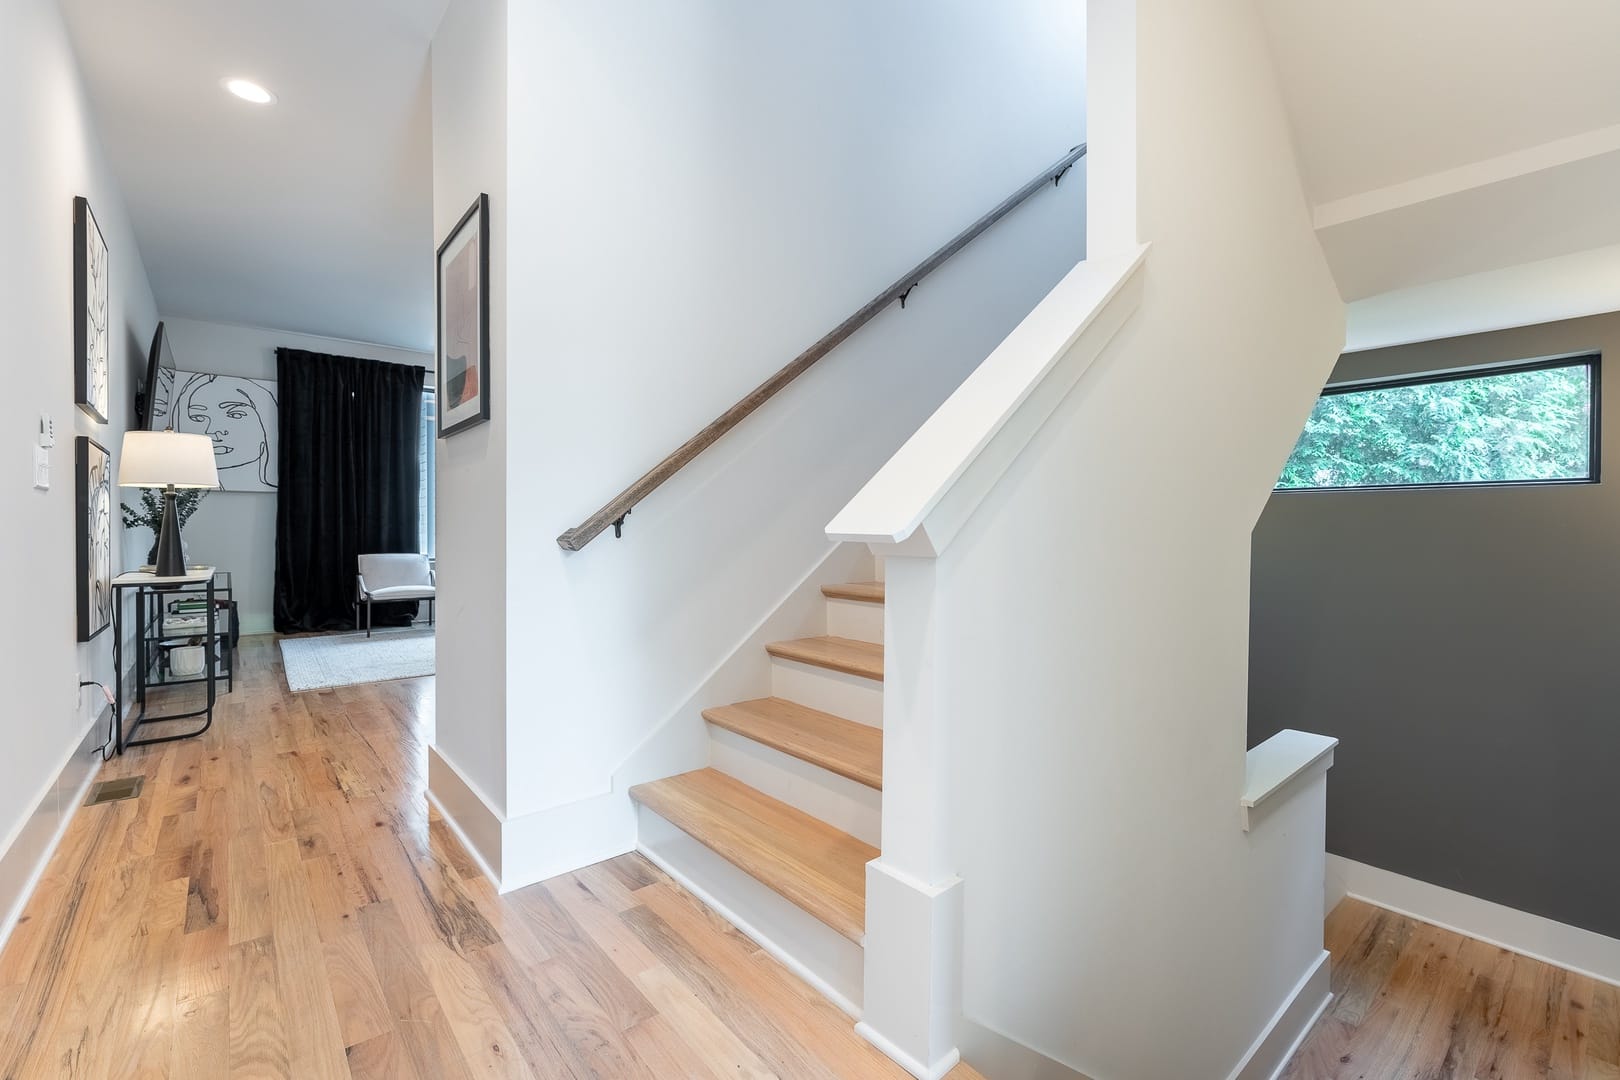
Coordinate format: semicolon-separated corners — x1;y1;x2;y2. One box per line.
119;430;220;577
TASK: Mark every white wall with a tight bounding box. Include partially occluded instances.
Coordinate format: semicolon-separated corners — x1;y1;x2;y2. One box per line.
924;1;1344;1076
430;0;509;816
486;0;1086;857
156;317;430;634
0;0;158;932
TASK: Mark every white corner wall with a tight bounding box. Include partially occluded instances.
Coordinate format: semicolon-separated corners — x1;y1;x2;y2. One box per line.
932;1;1345;1077
430;0;510;830
0;0;159;939
156;318;430;635
485;0;1086;879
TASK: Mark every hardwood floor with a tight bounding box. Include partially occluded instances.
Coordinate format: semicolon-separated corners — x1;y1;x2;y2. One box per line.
1284;898;1620;1079
0;635;982;1080
8;635;1608;1080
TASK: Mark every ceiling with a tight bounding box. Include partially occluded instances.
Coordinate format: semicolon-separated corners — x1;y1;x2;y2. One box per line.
60;0;449;351
1258;0;1620;340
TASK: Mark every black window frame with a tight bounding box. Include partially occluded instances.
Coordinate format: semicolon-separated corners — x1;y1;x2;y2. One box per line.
1274;352;1602;493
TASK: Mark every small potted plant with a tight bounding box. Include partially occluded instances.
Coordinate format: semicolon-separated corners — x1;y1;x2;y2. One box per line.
121;488;208;567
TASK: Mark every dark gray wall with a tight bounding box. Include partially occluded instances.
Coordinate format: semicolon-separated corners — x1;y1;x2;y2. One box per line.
1249;311;1620;940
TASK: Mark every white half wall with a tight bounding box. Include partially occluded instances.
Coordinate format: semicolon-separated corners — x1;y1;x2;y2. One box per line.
0;0;158;942
865;1;1346;1076
157;317;430;635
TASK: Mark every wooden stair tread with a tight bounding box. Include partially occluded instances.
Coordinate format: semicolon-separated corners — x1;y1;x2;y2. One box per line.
821;580;885;604
629;769;875;942
703;698;882;790
765;636;883;681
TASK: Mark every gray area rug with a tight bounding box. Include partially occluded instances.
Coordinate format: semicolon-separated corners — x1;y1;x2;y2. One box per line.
279;628;435;691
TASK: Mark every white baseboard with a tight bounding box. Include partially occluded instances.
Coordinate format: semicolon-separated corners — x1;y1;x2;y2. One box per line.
427;743;504;882
0;711;107;954
1226;950;1332;1080
499;789;636;891
957;1018;1093;1080
429;743;639;894
855;1021;960;1080
1329;854;1620;987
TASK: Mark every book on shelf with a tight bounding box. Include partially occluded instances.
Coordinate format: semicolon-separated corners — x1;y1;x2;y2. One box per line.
162;616;209;635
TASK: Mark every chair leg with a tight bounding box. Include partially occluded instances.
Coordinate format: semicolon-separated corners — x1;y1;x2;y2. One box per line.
429;599;435;627
366;599;373;638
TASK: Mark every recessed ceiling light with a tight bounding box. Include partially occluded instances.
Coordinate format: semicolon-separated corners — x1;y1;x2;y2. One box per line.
221;78;276;105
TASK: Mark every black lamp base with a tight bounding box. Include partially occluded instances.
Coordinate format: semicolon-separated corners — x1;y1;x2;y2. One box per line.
153;487;185;578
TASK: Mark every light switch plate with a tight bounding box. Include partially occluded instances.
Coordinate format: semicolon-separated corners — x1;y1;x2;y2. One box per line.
37;413;54;448
33;446;49;490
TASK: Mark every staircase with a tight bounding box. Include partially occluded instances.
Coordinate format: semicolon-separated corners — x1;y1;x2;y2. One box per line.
630;575;887;1013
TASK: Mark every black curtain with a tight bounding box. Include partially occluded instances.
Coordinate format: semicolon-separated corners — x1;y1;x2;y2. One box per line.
274;348;425;633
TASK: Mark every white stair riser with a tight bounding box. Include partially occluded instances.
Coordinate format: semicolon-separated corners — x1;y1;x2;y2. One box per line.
707;725;882;847
825;598;883;644
770;657;882;728
636;808;866;1014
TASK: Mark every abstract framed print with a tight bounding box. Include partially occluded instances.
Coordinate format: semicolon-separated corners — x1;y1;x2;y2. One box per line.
74;196;110;424
76;436;113;641
435;193;490;437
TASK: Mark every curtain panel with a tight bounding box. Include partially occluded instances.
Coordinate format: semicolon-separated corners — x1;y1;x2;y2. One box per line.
274;348;425;633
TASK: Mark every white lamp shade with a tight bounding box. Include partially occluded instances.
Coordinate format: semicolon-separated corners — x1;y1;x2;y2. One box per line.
118;430;221;489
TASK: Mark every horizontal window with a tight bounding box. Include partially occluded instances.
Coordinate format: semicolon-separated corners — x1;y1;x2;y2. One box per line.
1276;356;1599;491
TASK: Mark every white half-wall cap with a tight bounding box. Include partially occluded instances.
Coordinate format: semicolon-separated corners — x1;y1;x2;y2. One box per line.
118;430;221;489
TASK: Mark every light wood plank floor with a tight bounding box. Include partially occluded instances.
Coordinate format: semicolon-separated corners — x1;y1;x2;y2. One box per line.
0;635;984;1079
1284;897;1620;1079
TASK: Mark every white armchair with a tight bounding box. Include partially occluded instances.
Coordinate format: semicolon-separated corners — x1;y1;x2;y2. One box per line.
356;553;436;637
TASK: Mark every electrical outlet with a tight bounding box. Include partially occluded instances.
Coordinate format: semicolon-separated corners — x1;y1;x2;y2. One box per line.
34;446;49;490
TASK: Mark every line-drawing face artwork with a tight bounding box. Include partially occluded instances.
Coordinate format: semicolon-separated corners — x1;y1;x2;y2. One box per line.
151;369;279;492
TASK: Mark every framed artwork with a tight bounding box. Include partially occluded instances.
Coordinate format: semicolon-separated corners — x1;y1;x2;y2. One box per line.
435;192;490;437
76;437;113;642
74;196;110;424
148;368;279;492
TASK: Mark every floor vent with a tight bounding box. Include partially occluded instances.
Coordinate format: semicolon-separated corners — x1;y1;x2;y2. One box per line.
84;776;143;806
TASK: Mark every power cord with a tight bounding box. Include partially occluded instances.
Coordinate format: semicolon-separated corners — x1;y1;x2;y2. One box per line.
81;680;117;761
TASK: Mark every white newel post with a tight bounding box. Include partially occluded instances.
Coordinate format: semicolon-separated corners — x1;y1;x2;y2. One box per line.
855;553;965;1080
825;249;1149;1078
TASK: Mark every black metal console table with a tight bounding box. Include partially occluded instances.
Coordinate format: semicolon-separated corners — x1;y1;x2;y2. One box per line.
110;567;232;753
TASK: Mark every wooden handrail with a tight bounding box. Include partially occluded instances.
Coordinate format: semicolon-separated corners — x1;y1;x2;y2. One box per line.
556;143;1087;551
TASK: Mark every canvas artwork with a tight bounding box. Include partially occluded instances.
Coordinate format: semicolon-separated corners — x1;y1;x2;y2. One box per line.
436;193;490;436
149;368;279;492
76;437;113;641
74;197;110;423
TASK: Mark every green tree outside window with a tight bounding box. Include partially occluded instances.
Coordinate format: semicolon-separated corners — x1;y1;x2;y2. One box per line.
1277;362;1594;490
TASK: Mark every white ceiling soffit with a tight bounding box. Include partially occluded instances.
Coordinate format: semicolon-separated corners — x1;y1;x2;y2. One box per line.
59;0;449;351
1345;244;1620;354
1259;0;1620;309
